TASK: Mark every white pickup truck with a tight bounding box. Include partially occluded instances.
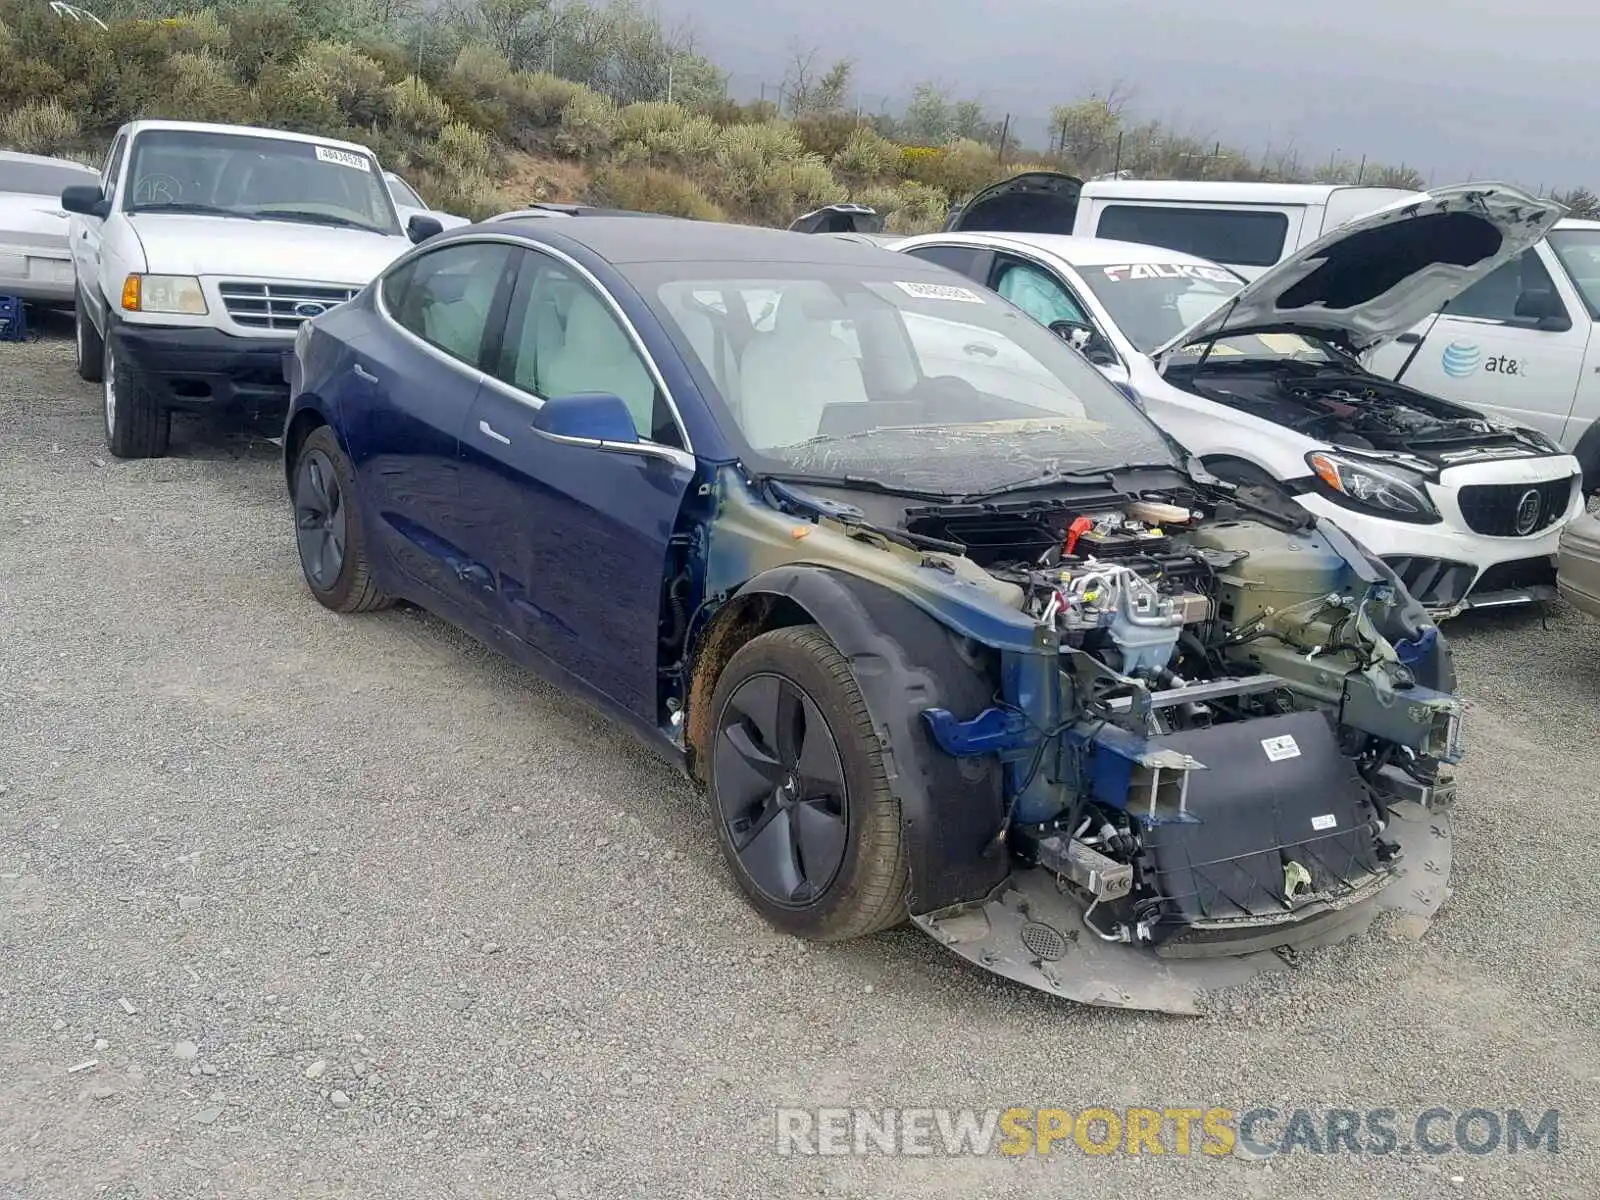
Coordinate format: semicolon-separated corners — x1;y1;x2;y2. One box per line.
61;119;442;458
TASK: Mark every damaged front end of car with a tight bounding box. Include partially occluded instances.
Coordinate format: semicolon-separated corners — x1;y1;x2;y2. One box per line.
689;461;1461;1015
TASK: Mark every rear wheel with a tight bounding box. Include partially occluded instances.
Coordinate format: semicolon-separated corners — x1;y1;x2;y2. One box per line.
708;625;908;941
75;292;103;383
102;338;169;459
292;424;392;614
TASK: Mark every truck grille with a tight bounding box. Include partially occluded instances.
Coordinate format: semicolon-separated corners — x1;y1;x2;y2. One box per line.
1454;477;1575;537
218;282;359;332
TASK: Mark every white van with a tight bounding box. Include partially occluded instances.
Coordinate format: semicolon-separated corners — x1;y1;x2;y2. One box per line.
942;173;1420;279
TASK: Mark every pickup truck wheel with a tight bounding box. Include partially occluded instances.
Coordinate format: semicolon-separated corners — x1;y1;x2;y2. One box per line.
102;340;170;458
292;425;392;614
74;294;103;383
708;625;908;942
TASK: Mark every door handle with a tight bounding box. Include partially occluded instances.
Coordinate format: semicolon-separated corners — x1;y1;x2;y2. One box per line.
352;363;378;383
478;419;511;445
1396;333;1422;345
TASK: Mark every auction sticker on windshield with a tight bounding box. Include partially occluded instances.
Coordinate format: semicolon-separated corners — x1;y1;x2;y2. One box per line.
895;280;986;303
1100;263;1237;283
314;145;372;172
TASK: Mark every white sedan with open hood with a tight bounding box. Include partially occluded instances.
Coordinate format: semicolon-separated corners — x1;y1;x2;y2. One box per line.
892;184;1584;616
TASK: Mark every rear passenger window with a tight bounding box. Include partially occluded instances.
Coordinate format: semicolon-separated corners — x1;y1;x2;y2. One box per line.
1095;205;1289;269
901;243;987;280
380;241;516;368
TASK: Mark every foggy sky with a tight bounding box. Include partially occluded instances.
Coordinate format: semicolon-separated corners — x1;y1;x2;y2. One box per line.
656;0;1597;191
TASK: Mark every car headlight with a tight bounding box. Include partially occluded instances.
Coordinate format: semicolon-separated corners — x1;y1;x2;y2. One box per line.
1307;450;1440;524
121;274;207;315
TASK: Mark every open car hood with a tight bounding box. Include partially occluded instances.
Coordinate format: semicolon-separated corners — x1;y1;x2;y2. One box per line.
944;170;1084;234
1151;183;1567;364
788;203;885;234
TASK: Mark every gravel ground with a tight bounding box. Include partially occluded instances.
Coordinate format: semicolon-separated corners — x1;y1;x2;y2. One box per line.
2;317;1597;1200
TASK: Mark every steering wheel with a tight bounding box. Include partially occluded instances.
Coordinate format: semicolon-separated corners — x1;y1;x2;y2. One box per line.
1049;319;1119;368
132;173;183;205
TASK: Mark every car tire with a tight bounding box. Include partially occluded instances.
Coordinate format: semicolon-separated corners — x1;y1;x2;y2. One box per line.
75;291;104;383
291;424;393;614
102;337;169;459
708;624;908;942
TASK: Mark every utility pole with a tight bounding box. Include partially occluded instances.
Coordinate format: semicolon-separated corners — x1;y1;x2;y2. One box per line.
666;61;673;104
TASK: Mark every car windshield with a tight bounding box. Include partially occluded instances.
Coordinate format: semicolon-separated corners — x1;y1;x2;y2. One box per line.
633;261;1183;496
1547;228;1600;320
0;157;96;196
123;129;399;234
386;172;425;209
1077;259;1246;352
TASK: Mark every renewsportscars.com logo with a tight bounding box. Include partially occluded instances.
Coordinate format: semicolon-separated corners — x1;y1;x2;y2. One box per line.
1442;340;1483;377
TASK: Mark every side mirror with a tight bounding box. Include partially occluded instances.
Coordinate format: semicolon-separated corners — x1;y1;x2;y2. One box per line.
1049;318;1119;367
1514;288;1571;331
61;184;109;219
407;214;444;244
532;392;640;446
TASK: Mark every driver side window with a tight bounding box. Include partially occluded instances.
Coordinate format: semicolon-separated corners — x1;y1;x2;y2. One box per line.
992;258;1089;327
494;251;684;448
102;135;126;199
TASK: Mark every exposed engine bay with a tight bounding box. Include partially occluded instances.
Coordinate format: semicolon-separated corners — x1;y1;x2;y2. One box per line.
888;483;1461;975
1169;362;1548;465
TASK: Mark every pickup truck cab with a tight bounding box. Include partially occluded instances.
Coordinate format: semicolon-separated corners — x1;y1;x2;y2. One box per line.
61;120;440;458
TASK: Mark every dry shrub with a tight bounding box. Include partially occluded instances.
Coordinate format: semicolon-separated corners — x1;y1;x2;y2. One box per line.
586;164;723;221
831;126;898;193
858;180;950;233
291;41;390;128
384;77;453;145
144;51;250;125
557;89;618;160
0;99;79;155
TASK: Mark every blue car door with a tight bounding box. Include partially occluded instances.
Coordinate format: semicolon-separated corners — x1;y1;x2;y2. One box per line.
455;246;697;722
339;240;519;606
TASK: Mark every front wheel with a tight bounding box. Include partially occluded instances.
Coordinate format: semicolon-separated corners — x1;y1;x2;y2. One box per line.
708;625;908;941
291;424;392;614
102;338;169;459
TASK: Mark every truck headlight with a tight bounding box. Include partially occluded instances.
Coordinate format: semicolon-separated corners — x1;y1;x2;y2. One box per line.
1307;451;1440;524
122;274;207;315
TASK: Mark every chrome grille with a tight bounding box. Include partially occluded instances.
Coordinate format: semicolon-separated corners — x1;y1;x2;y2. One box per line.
218;281;359;332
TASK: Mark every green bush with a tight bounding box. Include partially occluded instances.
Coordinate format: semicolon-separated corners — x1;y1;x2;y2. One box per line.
416;121;494;179
383;77;453;145
586;164;724;221
0;99;80;155
222;5;309;84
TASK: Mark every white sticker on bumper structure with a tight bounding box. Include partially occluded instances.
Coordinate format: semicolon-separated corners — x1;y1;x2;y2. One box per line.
1311;813;1337;831
315;145;372;172
1261;734;1301;762
894;280;986;303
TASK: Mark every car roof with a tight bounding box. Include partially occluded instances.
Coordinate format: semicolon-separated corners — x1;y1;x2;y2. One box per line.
487;216;919;267
122;120;378;157
0;149;97;173
1556;217;1600;232
903;229;1226;270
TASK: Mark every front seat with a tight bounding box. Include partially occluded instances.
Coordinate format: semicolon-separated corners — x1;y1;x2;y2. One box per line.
738;294;869;448
538;289;656;435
